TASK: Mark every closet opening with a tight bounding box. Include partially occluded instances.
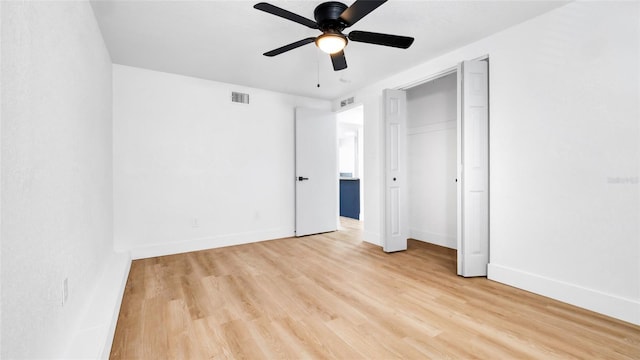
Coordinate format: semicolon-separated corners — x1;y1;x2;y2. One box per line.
406;72;458;250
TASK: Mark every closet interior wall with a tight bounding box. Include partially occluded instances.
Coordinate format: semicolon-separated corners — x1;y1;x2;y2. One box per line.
406;73;458;249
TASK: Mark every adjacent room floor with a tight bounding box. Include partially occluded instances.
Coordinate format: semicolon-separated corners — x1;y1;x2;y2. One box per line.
110;218;640;359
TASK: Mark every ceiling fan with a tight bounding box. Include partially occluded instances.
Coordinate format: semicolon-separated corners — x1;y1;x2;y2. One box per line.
254;0;414;71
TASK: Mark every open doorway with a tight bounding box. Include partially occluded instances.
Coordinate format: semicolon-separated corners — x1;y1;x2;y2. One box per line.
337;105;364;227
406;72;458;249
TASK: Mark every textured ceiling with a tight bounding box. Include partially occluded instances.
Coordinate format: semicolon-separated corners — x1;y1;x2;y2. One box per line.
91;0;568;100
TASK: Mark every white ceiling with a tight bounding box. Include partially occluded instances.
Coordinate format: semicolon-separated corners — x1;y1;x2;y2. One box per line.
91;0;568;100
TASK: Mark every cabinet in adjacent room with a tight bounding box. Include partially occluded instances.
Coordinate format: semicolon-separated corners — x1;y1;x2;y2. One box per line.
339;178;360;219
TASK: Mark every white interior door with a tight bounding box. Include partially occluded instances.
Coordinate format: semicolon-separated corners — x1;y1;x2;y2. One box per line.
295;107;338;236
457;60;489;277
383;89;408;252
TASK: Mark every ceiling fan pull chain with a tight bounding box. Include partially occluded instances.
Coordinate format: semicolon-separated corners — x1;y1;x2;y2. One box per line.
317;48;321;88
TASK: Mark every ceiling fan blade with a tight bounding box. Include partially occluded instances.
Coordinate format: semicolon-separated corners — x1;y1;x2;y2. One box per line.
339;0;387;27
330;50;348;71
254;2;319;29
263;37;316;57
348;30;414;49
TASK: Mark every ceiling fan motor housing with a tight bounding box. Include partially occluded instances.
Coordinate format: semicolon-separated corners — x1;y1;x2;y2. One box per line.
314;2;348;31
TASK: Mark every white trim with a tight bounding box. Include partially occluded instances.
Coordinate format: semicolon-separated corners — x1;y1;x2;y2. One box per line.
395;53;489;92
395;54;488;92
456;62;463;275
100;255;131;359
488;263;640;326
399;67;458;91
410;229;456;249
129;228;293;259
407;120;457;136
66;252;132;359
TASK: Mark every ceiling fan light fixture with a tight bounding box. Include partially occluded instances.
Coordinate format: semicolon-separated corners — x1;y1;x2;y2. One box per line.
316;32;347;54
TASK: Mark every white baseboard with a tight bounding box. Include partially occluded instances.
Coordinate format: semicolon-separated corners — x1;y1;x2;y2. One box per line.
129;228;294;259
410;229;456;249
100;253;131;359
363;230;382;246
66;251;132;359
488;263;640;326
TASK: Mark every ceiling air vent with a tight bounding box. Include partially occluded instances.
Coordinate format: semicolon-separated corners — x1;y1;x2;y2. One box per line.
340;96;355;107
231;91;250;104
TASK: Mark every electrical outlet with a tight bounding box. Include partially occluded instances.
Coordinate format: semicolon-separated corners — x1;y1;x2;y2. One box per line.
62;278;69;306
191;218;199;228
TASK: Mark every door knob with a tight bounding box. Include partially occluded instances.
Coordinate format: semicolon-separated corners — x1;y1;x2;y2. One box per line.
298;176;309;181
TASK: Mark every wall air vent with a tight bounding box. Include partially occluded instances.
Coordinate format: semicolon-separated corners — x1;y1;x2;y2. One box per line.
231;92;250;104
340;96;355;107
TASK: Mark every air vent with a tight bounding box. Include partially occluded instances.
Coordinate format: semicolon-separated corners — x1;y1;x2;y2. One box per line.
231;91;250;104
340;96;355;107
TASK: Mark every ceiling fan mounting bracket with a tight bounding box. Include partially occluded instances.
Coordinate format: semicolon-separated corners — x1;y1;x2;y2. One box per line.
314;2;348;32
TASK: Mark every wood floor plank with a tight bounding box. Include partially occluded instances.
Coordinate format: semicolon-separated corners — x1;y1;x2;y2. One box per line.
111;218;640;359
165;299;208;359
325;317;400;359
246;317;303;359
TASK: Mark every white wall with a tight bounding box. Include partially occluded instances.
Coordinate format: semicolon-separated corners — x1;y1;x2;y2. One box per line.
407;73;457;249
113;65;331;258
337;1;639;325
1;1;127;358
338;134;356;176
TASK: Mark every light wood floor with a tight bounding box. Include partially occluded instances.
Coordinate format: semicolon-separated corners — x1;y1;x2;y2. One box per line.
111;218;640;359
